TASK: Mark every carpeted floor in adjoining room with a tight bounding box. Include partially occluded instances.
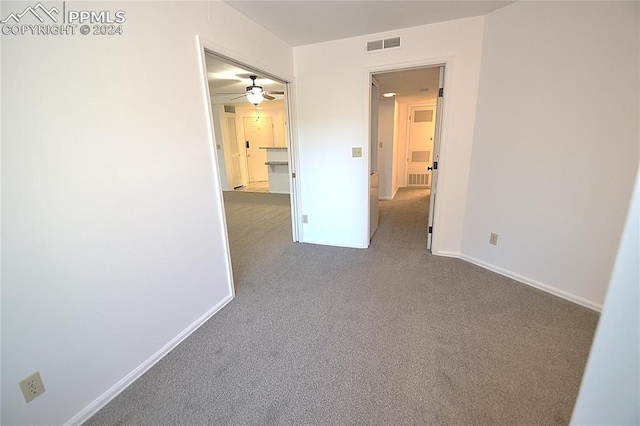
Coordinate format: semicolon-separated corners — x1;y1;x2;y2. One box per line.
86;187;599;425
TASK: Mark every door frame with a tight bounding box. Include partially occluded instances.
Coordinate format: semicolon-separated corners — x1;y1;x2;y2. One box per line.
369;77;380;242
197;36;301;248
365;58;450;252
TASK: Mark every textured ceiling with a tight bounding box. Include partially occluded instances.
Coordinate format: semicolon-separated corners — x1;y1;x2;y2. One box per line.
223;0;513;46
205;52;285;105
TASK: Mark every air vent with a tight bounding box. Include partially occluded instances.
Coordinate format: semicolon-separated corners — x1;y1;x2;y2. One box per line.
366;36;401;52
224;105;236;113
366;39;383;52
408;172;429;187
411;150;430;163
414;110;433;123
384;37;401;49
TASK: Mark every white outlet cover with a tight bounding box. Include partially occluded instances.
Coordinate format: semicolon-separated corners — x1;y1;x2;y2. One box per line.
352;147;363;158
19;371;46;403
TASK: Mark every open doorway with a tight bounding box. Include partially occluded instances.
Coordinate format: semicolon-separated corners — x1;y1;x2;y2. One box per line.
370;65;445;250
204;53;291;195
201;50;299;290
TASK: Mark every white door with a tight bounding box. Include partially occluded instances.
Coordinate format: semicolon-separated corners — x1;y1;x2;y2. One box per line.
427;66;444;250
243;116;273;182
406;105;436;187
225;116;244;188
370;78;380;241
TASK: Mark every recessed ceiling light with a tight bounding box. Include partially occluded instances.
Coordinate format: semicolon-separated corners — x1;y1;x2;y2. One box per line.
382;92;396;98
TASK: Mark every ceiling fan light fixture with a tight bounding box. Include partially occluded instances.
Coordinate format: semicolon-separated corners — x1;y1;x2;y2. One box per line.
246;91;264;105
246;75;265;105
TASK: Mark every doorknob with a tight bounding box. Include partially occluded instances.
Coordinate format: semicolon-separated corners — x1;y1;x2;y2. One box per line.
427;166;433;171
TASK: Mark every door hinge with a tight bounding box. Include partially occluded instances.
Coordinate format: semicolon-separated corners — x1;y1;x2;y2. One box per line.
428;226;433;234
438;87;444;97
292;172;296;178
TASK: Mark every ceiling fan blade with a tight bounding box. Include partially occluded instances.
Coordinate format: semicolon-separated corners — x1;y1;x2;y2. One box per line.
230;94;246;100
262;93;275;101
215;92;244;95
265;91;285;95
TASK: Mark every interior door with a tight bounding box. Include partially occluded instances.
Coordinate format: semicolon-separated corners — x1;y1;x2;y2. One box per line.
226;115;244;189
427;66;444;250
243;116;273;182
369;78;380;241
406;105;436;187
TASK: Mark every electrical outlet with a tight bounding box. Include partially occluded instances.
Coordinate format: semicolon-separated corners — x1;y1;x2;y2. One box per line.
352;147;362;158
489;233;498;246
19;371;45;403
302;215;308;223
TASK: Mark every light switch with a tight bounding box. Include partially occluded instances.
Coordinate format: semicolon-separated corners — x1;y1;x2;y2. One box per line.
352;147;363;158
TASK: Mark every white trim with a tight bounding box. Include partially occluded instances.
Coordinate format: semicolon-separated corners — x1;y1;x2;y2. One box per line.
199;38;301;244
285;81;302;242
433;250;461;258
303;239;367;249
391;185;399;200
364;57;453;253
204;37;294;84
65;294;234;426
431;250;602;312
379;195;394;200
197;36;236;300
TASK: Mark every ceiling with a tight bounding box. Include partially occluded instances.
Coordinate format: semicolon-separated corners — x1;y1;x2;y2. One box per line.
374;66;440;104
205;52;286;105
223;0;514;46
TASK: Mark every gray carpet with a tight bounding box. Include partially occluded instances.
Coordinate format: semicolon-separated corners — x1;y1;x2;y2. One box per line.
86;188;599;425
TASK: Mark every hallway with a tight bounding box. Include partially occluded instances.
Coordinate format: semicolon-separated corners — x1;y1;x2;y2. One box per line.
374;187;430;249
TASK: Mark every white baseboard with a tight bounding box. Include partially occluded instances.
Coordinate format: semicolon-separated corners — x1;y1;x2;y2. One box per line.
65;293;234;426
300;238;366;249
433;251;602;312
379;186;400;201
392;186;400;199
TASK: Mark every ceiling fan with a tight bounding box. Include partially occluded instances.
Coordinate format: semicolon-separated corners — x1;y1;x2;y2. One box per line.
216;75;284;105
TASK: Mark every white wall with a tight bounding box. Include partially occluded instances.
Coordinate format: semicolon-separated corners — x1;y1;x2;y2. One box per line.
0;1;293;424
395;102;409;188
462;1;639;309
294;17;485;248
571;169;639;425
378;98;396;199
